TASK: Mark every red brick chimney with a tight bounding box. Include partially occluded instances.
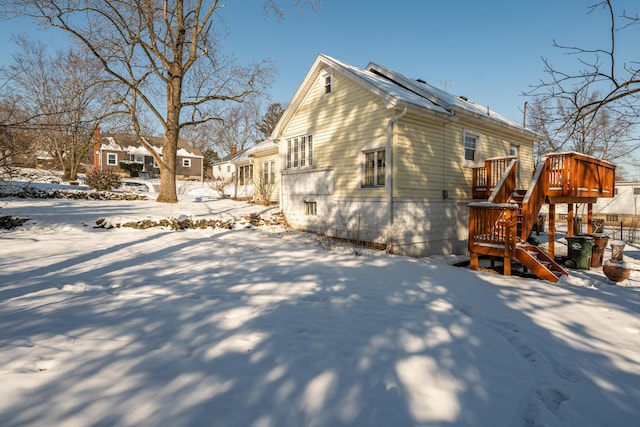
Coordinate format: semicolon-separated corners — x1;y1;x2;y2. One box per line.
231;145;237;155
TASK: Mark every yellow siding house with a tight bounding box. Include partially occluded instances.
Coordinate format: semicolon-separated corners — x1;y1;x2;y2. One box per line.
272;54;538;256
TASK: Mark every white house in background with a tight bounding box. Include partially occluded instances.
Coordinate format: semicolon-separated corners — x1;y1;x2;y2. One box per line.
212;140;280;202
591;181;639;226
540;181;638;230
212;147;241;181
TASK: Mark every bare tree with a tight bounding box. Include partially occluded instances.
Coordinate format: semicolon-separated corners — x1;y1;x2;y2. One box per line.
532;0;640;124
180;121;219;177
527;90;637;167
211;98;262;156
257;102;285;140
4;38;118;180
5;0;284;202
0;97;35;171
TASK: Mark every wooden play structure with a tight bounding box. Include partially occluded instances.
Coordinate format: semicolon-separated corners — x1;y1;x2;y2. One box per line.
468;152;616;282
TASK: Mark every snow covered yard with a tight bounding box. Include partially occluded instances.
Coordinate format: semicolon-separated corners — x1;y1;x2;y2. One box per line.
1;184;640;426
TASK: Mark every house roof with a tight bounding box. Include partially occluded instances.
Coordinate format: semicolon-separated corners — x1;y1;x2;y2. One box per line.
213;148;249;165
273;54;538;139
99;133;204;158
232;140;278;165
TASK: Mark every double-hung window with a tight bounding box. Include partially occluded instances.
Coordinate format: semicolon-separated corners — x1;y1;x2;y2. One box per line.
107;153;117;165
285;133;313;170
464;134;477;161
182;158;191;167
238;165;253;185
363;149;385;187
262;160;276;184
321;70;333;95
463;130;481;166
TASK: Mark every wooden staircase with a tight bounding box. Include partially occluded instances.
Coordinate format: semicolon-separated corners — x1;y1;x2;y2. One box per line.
468;152;616;283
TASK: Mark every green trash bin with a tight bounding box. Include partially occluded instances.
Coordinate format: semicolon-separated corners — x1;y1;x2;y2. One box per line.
579;233;609;268
566;235;594;269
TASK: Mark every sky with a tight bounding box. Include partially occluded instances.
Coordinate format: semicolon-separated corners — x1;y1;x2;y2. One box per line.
2;1;637;124
1;173;639;426
1;1;639;172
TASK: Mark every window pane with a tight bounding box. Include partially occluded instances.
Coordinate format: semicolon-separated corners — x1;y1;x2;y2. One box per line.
364;151;375;186
464;135;476;161
270;160;275;184
376;150;385;186
300;136;306;167
287;140;291;169
308;135;313;166
293;138;299;168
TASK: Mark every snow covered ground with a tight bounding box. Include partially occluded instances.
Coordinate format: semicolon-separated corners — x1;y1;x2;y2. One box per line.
1;178;639;426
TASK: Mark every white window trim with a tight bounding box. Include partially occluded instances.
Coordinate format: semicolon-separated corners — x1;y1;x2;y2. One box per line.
182;158;191;167
320;69;333;96
361;146;386;188
107;153;118;165
463;129;482;168
284;132;314;170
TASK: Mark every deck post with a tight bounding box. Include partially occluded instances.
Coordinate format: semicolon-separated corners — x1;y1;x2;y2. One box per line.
470;252;478;270
587;203;593;233
567;203;574;237
549;204;556;259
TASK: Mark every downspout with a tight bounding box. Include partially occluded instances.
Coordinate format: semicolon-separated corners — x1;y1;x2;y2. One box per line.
387;107;408;226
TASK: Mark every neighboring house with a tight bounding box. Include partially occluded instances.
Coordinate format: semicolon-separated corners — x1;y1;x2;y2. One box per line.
248;140;280;203
93;131;204;181
271;54;539;256
538;180;637;228
212;147;240;181
215;140;280;203
589;181;639;227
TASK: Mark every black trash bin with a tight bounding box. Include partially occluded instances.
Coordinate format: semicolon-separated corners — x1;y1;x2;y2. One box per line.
566;235;594;269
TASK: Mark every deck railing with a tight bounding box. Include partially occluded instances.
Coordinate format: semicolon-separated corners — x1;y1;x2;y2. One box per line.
472;156;517;199
468;202;519;258
474;152;616;200
487;158;518;204
546;152;616;198
519;158;550;241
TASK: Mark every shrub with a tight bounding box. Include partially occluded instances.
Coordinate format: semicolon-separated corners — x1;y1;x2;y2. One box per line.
85;168;122;191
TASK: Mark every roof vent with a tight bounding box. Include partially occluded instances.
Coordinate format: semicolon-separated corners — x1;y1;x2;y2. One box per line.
459;96;468;101
416;78;427;84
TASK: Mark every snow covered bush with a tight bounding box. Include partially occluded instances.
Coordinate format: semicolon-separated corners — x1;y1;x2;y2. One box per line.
84;168;122;191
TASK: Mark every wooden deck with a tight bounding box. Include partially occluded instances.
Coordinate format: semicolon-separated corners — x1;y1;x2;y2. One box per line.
468;152;616;282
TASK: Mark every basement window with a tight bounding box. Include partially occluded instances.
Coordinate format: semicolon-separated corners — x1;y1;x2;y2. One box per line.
304;201;317;215
606;214;619;222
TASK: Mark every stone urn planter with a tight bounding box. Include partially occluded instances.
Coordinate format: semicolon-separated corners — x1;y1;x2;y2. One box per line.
603;240;631;283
